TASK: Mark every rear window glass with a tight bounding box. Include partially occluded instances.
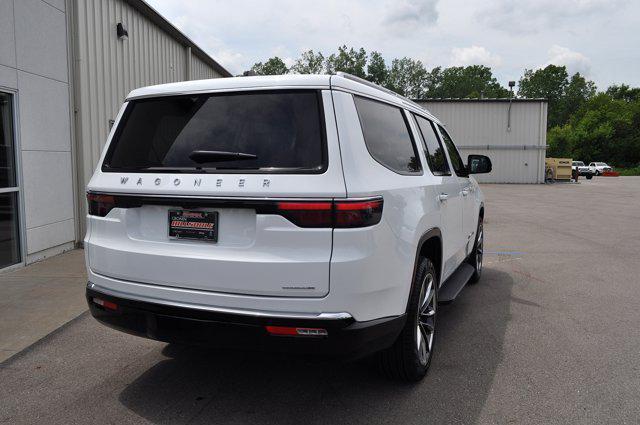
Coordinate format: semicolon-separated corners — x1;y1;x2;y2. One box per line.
353;96;422;175
103;90;326;173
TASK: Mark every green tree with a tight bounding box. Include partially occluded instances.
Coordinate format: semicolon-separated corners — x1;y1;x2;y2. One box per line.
547;124;574;158
606;84;640;102
250;57;289;75
560;72;596;124
518;65;569;127
549;93;640;168
366;51;389;86
426;65;509;99
325;45;367;77
386;57;427;98
291;50;325;74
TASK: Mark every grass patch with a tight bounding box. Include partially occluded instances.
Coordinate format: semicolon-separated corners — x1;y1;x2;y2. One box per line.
615;167;640;176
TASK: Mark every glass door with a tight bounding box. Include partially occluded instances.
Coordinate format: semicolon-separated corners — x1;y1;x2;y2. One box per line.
0;92;21;268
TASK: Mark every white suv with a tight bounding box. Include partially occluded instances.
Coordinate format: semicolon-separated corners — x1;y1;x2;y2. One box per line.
85;73;491;381
588;162;612;175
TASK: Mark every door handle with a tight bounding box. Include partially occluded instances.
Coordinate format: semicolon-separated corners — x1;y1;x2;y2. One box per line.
438;193;449;202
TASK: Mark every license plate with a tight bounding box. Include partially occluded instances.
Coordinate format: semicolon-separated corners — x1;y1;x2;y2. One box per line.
169;210;218;242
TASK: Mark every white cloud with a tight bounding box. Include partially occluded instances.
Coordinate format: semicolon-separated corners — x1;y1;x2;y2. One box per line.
383;0;439;32
544;45;591;76
477;0;628;34
144;0;640;88
450;46;502;67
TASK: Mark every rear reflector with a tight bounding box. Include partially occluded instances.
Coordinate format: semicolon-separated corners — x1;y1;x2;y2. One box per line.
265;326;328;337
87;193;116;217
93;297;118;311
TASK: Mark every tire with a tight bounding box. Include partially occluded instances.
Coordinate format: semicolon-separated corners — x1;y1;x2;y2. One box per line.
586;174;593;180
377;257;437;382
468;215;484;283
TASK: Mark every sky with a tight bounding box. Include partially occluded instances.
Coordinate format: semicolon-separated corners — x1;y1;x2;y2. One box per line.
146;0;640;90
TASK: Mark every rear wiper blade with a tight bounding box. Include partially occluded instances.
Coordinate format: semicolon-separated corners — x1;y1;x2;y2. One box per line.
189;150;257;164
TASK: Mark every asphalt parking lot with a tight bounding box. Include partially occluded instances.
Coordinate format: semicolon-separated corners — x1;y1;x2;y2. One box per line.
1;177;639;424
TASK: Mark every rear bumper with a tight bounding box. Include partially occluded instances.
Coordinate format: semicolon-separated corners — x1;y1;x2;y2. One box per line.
87;285;405;360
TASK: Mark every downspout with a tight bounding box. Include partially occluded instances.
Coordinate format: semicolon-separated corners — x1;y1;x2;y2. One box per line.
66;0;82;246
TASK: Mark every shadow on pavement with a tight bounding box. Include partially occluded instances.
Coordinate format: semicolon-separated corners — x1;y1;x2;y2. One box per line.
119;268;515;424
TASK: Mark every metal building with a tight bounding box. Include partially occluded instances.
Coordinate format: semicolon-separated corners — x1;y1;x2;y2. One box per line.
415;99;548;184
0;0;230;270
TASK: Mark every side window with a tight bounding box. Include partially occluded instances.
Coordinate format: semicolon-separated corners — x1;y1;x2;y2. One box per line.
437;124;467;177
413;114;451;176
354;96;422;175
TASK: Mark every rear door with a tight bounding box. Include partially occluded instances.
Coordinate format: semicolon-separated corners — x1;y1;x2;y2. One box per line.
86;89;345;298
437;124;476;259
413;115;464;279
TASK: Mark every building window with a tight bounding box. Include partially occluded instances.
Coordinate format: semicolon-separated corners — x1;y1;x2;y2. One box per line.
0;92;21;268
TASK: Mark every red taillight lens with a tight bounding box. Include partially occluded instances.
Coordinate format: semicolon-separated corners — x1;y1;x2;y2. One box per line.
334;198;383;228
276;198;383;228
276;201;333;228
87;193;116;217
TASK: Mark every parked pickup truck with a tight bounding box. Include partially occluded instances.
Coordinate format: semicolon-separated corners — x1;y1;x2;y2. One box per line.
588;162;613;175
572;161;594;179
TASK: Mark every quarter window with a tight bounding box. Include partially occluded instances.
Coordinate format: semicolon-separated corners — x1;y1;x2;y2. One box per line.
354;96;421;175
437;125;467;177
413;115;450;176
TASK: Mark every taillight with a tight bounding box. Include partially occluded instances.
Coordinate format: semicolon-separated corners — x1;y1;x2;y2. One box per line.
276;197;383;228
276;201;333;228
87;193;116;217
334;199;383;228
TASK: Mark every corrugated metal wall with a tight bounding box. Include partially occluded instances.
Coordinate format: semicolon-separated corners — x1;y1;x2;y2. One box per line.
72;0;224;237
191;54;221;80
417;100;547;183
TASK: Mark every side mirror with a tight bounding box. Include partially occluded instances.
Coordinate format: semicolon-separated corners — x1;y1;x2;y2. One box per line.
467;155;492;174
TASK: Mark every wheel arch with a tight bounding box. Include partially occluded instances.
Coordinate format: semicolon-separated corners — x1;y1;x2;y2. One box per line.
404;228;442;314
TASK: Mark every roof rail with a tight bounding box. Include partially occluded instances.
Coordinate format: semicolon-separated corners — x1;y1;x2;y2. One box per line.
335;71;430;114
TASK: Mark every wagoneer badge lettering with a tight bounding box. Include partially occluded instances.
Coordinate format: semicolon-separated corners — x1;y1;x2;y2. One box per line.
174;178;181;186
137;178;142;185
194;178;202;187
216;179;222;187
238;179;245;188
155;178;161;186
120;177;128;184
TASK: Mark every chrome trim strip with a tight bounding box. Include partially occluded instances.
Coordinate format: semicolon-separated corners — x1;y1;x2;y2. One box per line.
87;282;353;321
86;191;382;203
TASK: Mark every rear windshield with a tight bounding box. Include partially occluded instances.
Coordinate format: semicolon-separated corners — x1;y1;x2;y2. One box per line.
103;90;326;173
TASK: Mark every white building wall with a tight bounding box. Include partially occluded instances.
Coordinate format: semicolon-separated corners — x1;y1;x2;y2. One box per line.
0;0;229;264
71;0;227;238
0;0;76;263
417;100;548;183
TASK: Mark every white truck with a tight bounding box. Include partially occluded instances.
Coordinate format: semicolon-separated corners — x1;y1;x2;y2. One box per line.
572;161;594;179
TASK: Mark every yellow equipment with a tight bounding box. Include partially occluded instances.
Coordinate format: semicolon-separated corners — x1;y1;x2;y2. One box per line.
545;157;573;181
